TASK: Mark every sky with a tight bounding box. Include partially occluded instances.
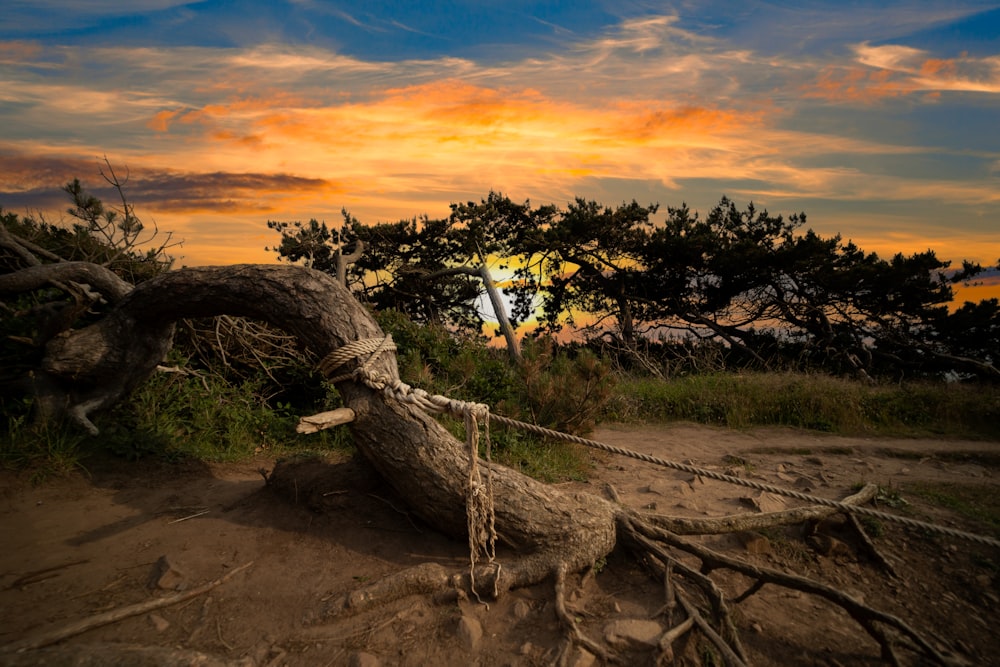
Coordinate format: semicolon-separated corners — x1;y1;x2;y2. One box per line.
1;0;999;304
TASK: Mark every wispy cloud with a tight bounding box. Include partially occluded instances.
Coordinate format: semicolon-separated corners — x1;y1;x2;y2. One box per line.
1;3;998;266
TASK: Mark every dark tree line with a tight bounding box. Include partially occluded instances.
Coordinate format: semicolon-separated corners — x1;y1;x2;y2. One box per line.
270;192;1000;381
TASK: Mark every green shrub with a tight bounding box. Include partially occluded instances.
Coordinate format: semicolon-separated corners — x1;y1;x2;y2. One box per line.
0;406;88;481
98;352;350;462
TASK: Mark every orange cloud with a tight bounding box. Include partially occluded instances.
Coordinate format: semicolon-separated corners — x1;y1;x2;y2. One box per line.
848;44;1000;96
802;66;913;103
0;40;42;63
919;58;958;78
147;109;185;132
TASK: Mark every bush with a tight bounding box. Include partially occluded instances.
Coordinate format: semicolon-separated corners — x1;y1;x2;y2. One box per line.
605;371;1000;439
99;351;350;462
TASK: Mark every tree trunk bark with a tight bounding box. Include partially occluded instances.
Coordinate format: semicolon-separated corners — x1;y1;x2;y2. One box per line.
35;264;616;588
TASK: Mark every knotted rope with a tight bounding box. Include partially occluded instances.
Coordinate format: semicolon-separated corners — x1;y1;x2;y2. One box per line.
320;336;499;599
319;335;1000;555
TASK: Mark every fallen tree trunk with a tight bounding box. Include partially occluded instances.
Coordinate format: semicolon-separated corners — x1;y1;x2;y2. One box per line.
7;263;951;664
26;264;617;589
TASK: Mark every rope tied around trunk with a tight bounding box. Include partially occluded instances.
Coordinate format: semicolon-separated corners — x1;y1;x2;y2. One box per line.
320;335;1000;559
320;336;499;600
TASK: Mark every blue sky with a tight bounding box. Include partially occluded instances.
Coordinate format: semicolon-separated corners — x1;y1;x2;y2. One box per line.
1;1;998;285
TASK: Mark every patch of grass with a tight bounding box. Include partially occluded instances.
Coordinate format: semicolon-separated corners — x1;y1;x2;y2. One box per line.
0;409;88;482
605;371;1000;440
859;516;885;538
95;353;352;464
491;430;592;483
902;482;1000;536
874;484;909;509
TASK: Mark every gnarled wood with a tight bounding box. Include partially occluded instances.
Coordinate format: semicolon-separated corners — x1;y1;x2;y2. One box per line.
6;261;949;665
31;264;617;587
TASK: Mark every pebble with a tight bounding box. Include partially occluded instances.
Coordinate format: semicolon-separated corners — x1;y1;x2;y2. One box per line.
512;599;531;620
604;618;663;649
350;651;380;667
456;615;483;650
149;555;186;591
148;613;169;632
569;647;597;667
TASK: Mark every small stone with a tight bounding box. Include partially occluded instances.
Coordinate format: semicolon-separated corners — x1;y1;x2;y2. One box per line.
751;621;763;633
569;647;597;667
149;555;186;591
457;615;483;650
807;534;852;559
349;651;380;667
512;599;531;620
742;491;787;513
519;642;535;656
149;613;170;632
604;619;663;649
794;476;815;490
738;532;772;555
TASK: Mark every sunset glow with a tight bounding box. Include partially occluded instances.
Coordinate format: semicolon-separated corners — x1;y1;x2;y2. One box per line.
1;1;998;279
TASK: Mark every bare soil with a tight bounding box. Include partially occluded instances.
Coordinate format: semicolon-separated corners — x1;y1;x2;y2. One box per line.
1;423;997;666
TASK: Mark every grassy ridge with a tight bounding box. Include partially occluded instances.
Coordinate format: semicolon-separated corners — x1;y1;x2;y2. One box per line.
606;372;1000;441
4;320;999;480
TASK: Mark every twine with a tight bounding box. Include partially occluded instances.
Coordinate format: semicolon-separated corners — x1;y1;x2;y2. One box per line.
319;336;1000;556
321;336;499;598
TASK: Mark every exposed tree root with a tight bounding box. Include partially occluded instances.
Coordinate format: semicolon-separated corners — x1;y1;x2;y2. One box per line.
274;450;949;666
2;263;960;665
552;562;616;666
647;482;878;535
847;513;900;577
621;513;951;665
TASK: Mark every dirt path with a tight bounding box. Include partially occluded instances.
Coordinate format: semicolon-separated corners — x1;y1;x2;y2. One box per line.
1;424;997;666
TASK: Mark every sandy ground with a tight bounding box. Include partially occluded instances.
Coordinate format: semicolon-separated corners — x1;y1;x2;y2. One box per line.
0;423;997;666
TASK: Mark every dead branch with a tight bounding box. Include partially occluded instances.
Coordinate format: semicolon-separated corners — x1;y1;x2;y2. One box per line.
624;515;949;665
1;561;253;654
297;407;356;433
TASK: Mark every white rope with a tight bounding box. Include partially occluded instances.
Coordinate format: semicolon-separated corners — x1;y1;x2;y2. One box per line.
321;336;499;598
319;337;1000;552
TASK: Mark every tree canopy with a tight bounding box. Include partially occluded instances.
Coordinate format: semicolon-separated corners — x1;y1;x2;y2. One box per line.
269;192;998;381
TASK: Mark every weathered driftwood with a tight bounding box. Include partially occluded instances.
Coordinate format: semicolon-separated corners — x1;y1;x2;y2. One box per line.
297;407;356;433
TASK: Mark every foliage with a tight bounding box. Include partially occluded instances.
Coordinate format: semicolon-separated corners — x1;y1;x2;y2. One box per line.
376;310;614;436
902;482;1000;538
99;351;349;462
270;211;489;333
375;309;615;481
4;175;1000;481
1;175;347;472
0;404;88;481
605;371;1000;440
